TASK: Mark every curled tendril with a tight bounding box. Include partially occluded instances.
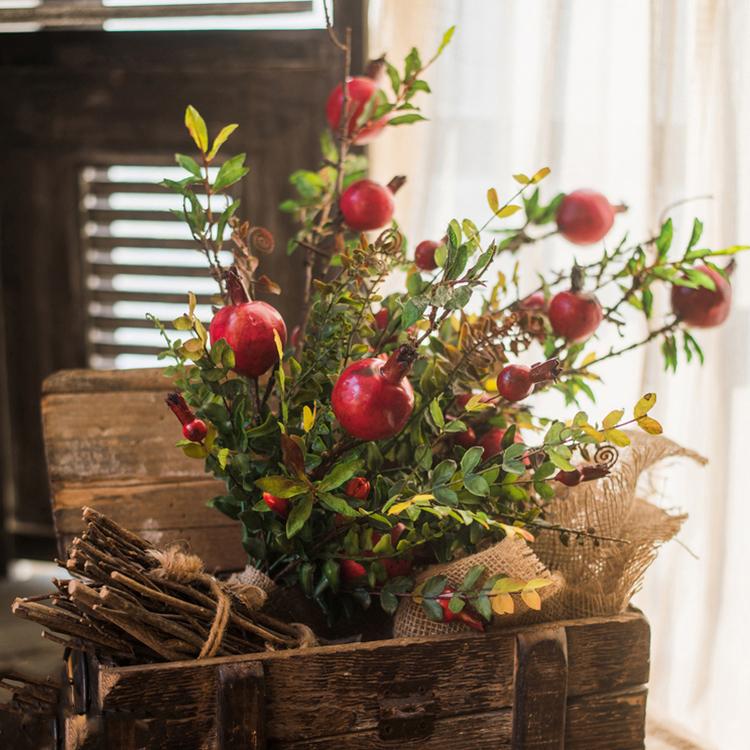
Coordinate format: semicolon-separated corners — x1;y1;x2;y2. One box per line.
594;445;619;469
375;227;403;257
248;226;275;255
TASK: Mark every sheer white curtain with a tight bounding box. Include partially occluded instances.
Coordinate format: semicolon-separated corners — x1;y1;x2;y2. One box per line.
369;2;750;748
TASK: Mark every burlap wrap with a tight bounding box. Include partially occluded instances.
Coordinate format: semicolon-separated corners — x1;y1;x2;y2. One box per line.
394;432;705;637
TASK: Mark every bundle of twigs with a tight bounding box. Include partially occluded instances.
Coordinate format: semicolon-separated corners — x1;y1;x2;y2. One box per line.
11;507;316;665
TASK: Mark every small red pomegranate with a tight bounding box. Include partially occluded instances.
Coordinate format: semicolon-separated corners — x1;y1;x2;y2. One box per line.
478;426;522;459
671;265;732;328
332;345;417;441
548;290;603;342
209;270;287;378
497;359;561;403
340;179;395;231
373;308;389;331
341;558;367;584
326;76;387;144
262;492;289;518
166;392;207;442
556;189;618;245
437;587;485;631
453;424;478;449
414;240;439;271
344;477;370;500
520;291;547;311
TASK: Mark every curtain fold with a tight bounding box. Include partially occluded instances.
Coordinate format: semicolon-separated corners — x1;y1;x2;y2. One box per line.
369;2;749;747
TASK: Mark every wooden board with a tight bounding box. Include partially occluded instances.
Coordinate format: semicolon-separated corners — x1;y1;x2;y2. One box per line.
41;368;244;572
89;610;649;749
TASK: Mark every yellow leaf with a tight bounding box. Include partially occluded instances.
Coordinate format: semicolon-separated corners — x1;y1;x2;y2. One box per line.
522;578;552;591
466;394;493;412
411;493;435;503
637;416;663;435
182;443;206;459
491;577;526;595
487;187;499;213
194;318;207;344
302;404;316;433
521;589;542;611
273;329;284;361
484;377;498;393
387;494;434;516
530;166;551;183
513;173;530;185
496;204;521;218
182;338;204;354
207;123;239;161
499;523;535;543
602;409;624;430
580;352;597;368
634;393;657;419
184;105;208;152
602;428;631;447
188;291;197;317
581;423;605;441
492;593;515;615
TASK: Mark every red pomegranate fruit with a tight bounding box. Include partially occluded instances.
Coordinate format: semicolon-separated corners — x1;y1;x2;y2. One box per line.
209;271;287;378
453;424;478;449
671;265;732;328
497;358;561;403
548;290;603;342
344;477;370;500
262;492;289;518
556;189;618;245
414;240;439;271
332;345;417;441
165;392;208;442
326;76;387;144
341;558;367;584
340;179;395;231
478;427;522;459
373;308;389;331
519;291;547;311
437;587;485;631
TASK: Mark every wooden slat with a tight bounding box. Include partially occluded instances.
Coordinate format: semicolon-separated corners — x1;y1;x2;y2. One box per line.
0;2;313;27
88;236;200;251
85;181;172;196
89;342;165;357
94;611;650;746
216;662;266;750
89;262;213;278
87;209;181;223
89;289;216;305
44;368;168;394
565;687;647;750
90;316;178;331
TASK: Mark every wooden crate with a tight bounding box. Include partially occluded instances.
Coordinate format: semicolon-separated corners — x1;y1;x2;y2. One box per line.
40;369;650;749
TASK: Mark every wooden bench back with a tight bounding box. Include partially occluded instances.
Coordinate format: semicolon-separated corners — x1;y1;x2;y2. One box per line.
41;368;244;572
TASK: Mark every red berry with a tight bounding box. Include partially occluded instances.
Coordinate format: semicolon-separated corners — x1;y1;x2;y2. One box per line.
344;477;370;500
373;308;389;331
332;345;416;441
341;558;367;583
556;189;616;245
453;424;477;449
498;364;534;402
262;492;289;518
478;427;522;459
182;419;207;443
340;179;394;231
548;290;603;342
209;300;287;378
437;587;484;631
555;469;581;487
414;240;439;271
520;291;547;311
325;76;387;145
671;265;732;328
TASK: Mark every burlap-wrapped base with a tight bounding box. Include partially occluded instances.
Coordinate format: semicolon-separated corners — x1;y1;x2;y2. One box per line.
393;536;564;637
395;432;704;636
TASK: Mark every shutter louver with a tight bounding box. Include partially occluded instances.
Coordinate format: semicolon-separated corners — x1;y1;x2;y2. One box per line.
82;163;228;370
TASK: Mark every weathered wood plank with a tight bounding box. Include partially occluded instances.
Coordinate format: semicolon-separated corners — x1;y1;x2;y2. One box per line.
512;626;567;749
217;662;266;750
565;687;647;750
43;368;168;395
94;612;649;746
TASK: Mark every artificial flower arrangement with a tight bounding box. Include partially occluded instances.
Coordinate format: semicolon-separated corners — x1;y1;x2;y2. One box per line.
152;26;741;629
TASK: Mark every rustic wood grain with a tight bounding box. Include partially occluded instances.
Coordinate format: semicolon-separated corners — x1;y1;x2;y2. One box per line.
512;626;568;749
92;611;650;748
217;662;266;750
566;687;648;750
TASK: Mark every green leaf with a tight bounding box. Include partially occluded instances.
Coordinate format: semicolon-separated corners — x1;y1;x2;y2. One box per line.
385;61;401;94
404;47;422;79
401;298;427;328
216;199;241;244
444;419;468;433
464;475;490;497
175;153;202;177
388;113;428;126
474;593;492;621
208;123;239;160
319;493;358;517
322;559;340;592
686;217;704;253
285;494;313;538
432;459;457;486
429;399;445;429
213;153;249;192
380;590;399;614
316;459;360;492
655;218;673;259
422;574;447;598
255;476;309;499
184;105;208;152
422;598;444;622
461;446;484;475
435;25;456;58
459;564;486;592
